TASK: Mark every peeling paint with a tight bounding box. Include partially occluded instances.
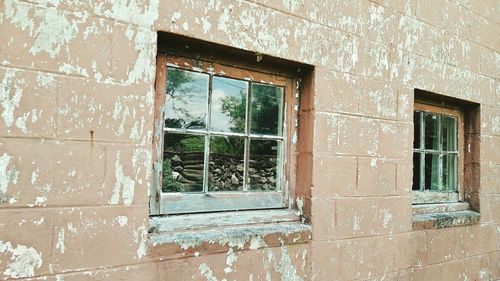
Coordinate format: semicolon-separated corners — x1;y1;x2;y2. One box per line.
223;247;238;274
35;196;47;205
116;216;128;227
0;241;42;279
124;29;157;85
56;228;65;254
94;0;159;27
381;209;392;229
0;153;19;202
0;69;22;129
29;8;80;58
109;151;135;205
199;263;221;281
134;224;147;260
263;245;303;281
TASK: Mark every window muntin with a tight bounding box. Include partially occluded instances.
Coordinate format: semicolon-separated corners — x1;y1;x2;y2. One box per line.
154;55;294;214
412;103;463;204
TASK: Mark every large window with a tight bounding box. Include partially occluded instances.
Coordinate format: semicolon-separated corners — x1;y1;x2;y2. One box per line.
151;54;297;215
412;102;463;204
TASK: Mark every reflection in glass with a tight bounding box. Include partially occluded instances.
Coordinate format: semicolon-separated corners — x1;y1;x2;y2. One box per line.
441;115;457;151
251;84;284;136
412;152;421;191
424;113;440;150
442;154;457;191
208;136;245;191
162;133;205;192
248;139;281;191
165;67;209;130
424;153;440;191
211;77;248;133
413;111;422;149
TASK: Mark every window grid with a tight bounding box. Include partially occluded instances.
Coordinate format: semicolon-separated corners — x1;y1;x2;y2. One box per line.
163;69;285;195
413;110;458;192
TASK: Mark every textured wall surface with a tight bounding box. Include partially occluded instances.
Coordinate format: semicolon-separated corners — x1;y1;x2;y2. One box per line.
0;0;499;280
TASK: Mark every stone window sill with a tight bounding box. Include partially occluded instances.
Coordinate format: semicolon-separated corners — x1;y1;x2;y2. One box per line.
412;202;480;230
148;209;311;259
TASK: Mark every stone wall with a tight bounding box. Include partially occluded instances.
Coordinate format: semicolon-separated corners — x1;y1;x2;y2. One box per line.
0;0;499;280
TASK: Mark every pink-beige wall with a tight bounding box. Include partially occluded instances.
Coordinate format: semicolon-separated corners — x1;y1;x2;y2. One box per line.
0;0;499;280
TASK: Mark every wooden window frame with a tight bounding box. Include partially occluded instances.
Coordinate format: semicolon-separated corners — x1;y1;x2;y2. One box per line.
150;54;299;215
412;102;465;204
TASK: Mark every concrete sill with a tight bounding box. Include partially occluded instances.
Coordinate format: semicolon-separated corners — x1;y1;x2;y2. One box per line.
412;209;480;230
147;210;310;260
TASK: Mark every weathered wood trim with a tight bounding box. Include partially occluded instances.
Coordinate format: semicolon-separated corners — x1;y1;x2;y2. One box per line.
160;192;285;214
150;209;299;232
166;55;288;86
150;55;168;215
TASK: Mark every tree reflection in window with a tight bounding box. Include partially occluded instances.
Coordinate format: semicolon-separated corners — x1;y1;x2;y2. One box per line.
163;66;285;193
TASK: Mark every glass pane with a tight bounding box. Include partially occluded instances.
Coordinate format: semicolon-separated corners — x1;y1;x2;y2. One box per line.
413;111;422;149
211;77;248;133
424;153;440;191
412;152;421;191
162;133;205;192
165;67;209;130
441;115;457;151
208;136;245;191
248;139;281;191
424;113;440;150
251;83;284;136
442;154;457;191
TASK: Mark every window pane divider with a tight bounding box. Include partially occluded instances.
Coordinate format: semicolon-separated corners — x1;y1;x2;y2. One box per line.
419;112;424;191
202;75;213;193
413;149;459;154
164;128;283;140
243;82;252;192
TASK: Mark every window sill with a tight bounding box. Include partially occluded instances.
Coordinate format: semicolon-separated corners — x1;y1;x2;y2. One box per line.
148;209;311;259
412;202;480;230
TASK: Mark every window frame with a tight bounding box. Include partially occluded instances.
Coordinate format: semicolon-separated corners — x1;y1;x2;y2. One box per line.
150;54;299;215
412;102;465;204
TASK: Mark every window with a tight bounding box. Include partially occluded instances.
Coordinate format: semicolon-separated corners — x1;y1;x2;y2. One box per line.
149;39;307;216
411;90;481;229
412;102;463;204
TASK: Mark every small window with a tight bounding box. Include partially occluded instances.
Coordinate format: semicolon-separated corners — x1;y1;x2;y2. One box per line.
151;52;299;215
412;102;464;204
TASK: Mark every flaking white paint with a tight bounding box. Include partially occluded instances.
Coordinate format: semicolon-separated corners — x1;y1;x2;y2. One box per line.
124;29;156;85
223;247;238;274
109;151;135;205
29;8;80;58
0;241;43;279
93;0;159;27
135;224;147;260
0;69;23;129
56;228;65;254
116;216;128;227
0;153;19;202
